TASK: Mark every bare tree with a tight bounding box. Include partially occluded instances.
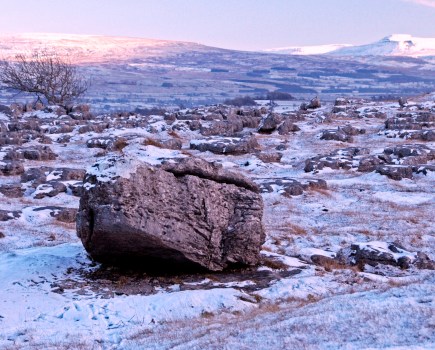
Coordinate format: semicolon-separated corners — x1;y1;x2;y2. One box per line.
0;49;88;105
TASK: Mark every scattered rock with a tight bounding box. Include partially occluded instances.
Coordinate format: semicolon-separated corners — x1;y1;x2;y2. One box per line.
305;144;434;180
0;210;21;221
375;165;414;180
0;161;25;176
257;113;283;133
320;129;353;142
320;125;365;143
33;182;67;199
308;96;321;109
385;112;435;130
0;184;24;198
398;97;408;108
277;120;300;135
336;242;434;271
256;152;282;163
334;98;349;107
33;206;78;223
200;116;243;136
305;147;370;173
86;137;115;150
258;178;327;196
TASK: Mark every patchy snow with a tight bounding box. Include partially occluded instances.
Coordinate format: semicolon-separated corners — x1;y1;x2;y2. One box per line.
85;144;186;184
0;99;434;348
372;191;434;205
22;110;58;119
0;243;255;348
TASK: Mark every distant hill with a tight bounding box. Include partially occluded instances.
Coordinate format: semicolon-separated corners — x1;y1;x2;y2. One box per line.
0;33;218;63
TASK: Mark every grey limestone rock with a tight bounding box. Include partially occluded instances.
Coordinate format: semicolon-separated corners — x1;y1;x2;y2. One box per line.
77;156;265;271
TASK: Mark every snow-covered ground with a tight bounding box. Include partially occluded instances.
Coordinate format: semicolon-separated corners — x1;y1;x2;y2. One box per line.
0;98;434;349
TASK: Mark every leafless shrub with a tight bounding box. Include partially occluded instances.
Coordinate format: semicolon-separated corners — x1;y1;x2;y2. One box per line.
0;48;88;105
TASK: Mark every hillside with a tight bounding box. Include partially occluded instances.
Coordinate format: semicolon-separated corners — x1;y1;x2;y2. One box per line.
0;33;212;63
1;33;435;111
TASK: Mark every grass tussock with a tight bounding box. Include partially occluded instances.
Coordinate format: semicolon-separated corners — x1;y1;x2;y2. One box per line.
286;223;308;235
168;129;182;139
143;138;164;148
262;256;289;270
309;187;333;197
113;137;128;152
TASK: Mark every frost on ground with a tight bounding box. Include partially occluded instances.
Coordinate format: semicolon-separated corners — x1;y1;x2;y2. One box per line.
0;98;434;349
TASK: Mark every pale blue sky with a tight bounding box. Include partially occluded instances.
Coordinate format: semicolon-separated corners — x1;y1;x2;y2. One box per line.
1;0;434;50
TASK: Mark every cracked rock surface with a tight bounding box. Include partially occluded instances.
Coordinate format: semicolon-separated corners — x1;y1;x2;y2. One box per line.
77;156;265;271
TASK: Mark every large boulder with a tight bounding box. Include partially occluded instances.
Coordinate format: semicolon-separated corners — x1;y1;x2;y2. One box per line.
77;156;265;271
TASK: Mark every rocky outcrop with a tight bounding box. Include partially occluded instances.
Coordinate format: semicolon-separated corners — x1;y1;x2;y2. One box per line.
257;113;283;133
301;96;321;111
305;147;370;173
200;115;244;136
77;156;265;271
320;125;365;143
0;210;21;221
305;144;434;180
336;242;434;271
385;112;435;130
190;135;260;155
277;120;300;135
33;206;78;223
0;184;24;198
258;178;327;197
2;145;57;161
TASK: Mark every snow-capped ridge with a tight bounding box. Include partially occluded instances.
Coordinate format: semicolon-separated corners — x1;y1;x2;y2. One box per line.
266;34;435;58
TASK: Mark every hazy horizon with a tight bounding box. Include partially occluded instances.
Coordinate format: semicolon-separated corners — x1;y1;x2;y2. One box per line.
1;0;435;50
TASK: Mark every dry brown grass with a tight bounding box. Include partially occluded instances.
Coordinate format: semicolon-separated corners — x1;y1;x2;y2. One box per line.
308;187;333;198
262;256;289;270
180;149;193;156
143;138;164;148
168;129;181;139
285;223;308;235
320;259;361;273
113;138;128;152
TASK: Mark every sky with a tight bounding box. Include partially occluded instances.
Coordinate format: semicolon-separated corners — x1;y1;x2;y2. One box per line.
0;0;435;50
